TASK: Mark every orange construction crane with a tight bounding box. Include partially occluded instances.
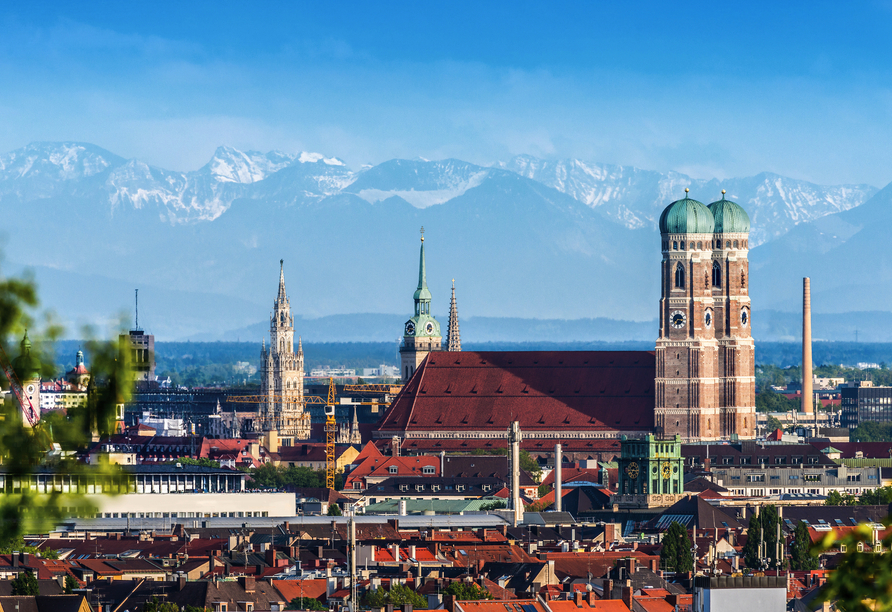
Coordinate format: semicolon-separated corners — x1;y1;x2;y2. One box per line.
0;342;38;427
343;383;403;395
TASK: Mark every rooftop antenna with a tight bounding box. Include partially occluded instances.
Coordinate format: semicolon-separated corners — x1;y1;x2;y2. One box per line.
133;289;143;332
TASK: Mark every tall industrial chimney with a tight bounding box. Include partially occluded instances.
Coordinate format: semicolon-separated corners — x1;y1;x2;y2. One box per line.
802;277;814;415
554;444;563;513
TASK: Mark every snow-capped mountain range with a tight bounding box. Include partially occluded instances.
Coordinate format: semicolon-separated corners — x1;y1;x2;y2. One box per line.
0;142;875;240
0;141;888;340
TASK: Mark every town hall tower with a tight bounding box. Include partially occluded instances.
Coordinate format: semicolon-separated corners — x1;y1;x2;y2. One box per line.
260;261;310;442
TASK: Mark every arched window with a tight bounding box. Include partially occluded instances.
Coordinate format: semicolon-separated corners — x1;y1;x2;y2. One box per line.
674;263;685;289
733;240;739;248
697;241;702;250
712;261;722;287
673;241;678;250
725;240;731;248
680;241;685;250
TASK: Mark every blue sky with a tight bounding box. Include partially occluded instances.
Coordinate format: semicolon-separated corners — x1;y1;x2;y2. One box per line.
2;1;892;185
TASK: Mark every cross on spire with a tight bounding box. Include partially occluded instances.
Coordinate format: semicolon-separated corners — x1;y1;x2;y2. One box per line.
420;226;425;242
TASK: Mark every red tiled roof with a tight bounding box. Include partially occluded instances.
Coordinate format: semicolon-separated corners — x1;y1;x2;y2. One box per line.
634;597;674;612
458;600;547;612
376;351;655;435
272;579;328;601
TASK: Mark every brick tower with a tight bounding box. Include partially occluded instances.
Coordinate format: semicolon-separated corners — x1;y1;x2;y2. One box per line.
654;189;755;440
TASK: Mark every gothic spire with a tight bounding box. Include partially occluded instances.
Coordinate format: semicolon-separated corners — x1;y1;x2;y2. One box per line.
277;259;287;301
447;279;461;351
297;336;303;355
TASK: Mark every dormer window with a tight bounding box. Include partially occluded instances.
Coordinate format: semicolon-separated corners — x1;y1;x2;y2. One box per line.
389;466;398;474
422;466;435;475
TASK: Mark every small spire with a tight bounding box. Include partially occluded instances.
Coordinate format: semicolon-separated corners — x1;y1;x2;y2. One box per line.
447;280;461;352
298;336;303;354
277;259;287;301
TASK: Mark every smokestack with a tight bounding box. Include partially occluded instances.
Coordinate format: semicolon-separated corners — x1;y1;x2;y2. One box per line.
802;277;814;414
554;444;562;513
508;421;523;525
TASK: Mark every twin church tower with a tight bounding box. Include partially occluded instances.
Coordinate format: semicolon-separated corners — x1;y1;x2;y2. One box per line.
396;190;756;442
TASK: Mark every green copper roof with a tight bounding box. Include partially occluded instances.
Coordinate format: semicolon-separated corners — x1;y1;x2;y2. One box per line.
659;195;715;234
12;330;41;381
413;239;432;302
708;195;751;234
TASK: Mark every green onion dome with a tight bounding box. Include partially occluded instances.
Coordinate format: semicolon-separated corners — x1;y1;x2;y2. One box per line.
12;330;41;381
658;189;715;234
708;191;751;233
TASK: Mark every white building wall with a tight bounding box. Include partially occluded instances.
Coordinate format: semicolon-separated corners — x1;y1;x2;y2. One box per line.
87;492;295;518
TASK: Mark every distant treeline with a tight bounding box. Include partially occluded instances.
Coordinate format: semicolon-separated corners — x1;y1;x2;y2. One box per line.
46;339;892;388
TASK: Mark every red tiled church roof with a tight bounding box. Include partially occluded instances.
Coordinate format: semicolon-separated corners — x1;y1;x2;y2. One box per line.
377;351;655;435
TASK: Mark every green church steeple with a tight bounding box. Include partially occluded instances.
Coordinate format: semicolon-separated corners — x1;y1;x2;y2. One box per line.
400;228;443;382
413;228;433;310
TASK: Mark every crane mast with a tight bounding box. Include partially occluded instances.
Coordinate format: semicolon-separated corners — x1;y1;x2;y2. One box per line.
0;342;38;427
325;377;337;490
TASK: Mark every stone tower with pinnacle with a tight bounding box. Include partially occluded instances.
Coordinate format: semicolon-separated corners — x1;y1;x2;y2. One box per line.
400;228;442;382
260;260;310;442
446;279;461;352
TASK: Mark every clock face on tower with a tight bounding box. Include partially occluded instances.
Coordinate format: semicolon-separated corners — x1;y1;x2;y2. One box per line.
405;321;415;335
26;384;35;395
670;310;686;329
626;462;639;479
740;307;749;327
425;322;434;334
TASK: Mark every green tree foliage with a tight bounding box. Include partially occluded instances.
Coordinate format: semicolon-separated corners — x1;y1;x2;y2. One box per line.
824;490;858;506
742;505;782;570
755;389;800;413
0;536;58;558
362;584;427;609
788;520;819;571
11;570;40;596
0;259;131;545
538;483;550;498
858;486;892;505
766;415;783;432
660;522;694;573
327;503;343;516
64;574;78;594
249;464;343;490
142;597;182;612
850;422;892;443
480;500;506;511
287;597;328;610
814;520;892;612
443;581;494;600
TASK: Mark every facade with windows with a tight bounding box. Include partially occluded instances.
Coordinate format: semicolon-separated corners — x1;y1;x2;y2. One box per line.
709;464;880;497
840;383;892;428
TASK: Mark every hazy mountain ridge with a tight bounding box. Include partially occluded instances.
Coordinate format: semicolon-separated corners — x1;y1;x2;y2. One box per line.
501;155;877;246
1;141;890;341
